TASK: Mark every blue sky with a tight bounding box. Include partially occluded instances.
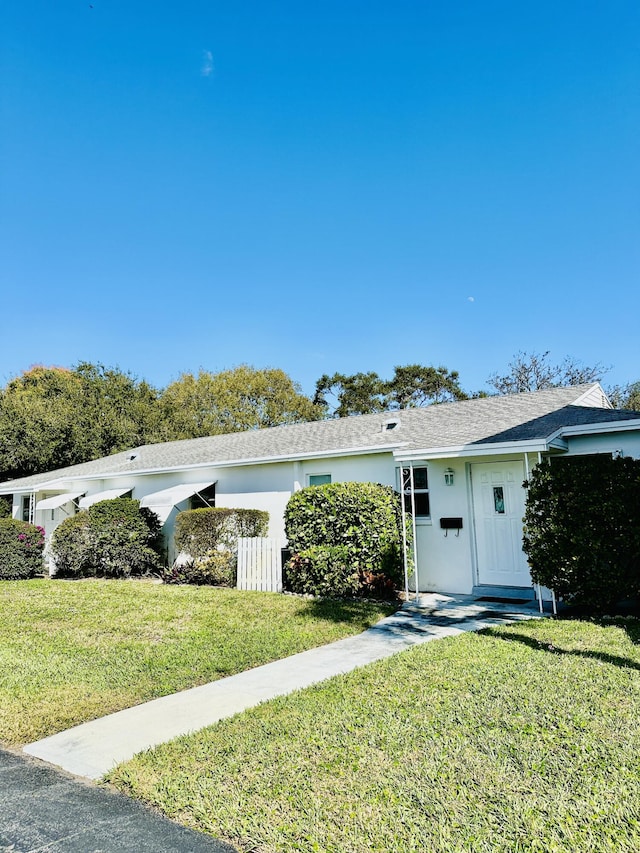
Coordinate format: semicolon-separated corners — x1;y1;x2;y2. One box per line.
1;1;638;397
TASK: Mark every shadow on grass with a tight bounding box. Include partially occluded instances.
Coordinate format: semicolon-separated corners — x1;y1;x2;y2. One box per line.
483;624;640;672
296;596;399;626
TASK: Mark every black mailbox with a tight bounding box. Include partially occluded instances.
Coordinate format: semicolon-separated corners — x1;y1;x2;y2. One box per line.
440;517;463;536
440;517;463;529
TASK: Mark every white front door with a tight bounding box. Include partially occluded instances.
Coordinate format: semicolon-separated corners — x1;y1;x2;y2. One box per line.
471;461;531;588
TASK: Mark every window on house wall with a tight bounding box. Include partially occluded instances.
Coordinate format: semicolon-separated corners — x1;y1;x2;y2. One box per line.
21;496;31;523
190;484;216;510
308;474;332;486
402;467;430;517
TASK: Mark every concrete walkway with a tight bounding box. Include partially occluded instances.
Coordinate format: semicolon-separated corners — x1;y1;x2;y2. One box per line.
24;594;540;781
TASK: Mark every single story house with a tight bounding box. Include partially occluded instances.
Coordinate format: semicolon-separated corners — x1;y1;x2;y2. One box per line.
2;383;640;599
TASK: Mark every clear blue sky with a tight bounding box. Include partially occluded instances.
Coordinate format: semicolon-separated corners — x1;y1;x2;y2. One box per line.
2;1;638;396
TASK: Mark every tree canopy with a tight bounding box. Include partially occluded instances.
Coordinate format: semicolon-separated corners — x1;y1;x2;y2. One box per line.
0;364;161;481
314;372;387;418
607;382;640;411
385;364;467;408
314;364;467;418
0;363;321;481
487;351;607;395
159;365;323;439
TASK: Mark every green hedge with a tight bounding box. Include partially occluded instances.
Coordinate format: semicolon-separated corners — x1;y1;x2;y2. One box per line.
0;496;12;519
284;482;404;597
50;498;162;578
286;546;357;597
48;513;94;577
0;519;45;580
162;549;236;586
523;455;640;609
174;508;269;560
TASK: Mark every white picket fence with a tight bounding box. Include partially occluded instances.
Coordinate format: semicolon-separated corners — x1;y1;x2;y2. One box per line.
237;537;284;592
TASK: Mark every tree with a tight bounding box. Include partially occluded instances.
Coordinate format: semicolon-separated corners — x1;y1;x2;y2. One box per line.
607;382;640;411
0;364;162;481
0;366;75;480
385;364;467;408
313;364;467;417
72;361;164;454
487;351;607;395
159;365;322;439
313;372;387;418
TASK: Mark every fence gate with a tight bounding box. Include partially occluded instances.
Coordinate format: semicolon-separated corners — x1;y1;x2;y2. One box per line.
237;537;284;592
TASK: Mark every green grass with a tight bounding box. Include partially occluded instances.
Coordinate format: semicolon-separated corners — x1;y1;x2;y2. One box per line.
0;579;395;745
108;617;640;853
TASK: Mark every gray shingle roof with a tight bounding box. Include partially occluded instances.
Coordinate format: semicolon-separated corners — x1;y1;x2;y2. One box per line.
2;384;639;492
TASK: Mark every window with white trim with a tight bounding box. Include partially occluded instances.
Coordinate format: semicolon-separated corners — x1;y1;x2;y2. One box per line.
308;474;331;486
402;467;430;518
21;496;31;523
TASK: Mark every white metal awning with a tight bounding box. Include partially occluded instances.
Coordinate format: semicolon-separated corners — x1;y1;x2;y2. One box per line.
78;488;132;509
36;491;85;511
139;482;215;524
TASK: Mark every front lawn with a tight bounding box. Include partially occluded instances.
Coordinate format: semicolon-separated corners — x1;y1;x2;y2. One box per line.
109;617;640;853
0;579;395;745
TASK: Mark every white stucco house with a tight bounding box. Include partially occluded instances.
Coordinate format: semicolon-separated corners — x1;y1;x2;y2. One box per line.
2;383;640;599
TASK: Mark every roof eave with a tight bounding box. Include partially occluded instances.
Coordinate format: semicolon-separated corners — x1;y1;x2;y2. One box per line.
393;438;552;461
0;478;69;496
558;418;640;438
0;442;405;494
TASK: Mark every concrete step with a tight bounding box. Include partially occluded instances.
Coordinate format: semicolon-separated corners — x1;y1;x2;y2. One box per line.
472;584;536;601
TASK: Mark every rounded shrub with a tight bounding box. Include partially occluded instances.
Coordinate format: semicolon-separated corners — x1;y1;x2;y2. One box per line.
174;508;269;560
47;513;94;578
88;498;161;578
50;498;161;579
0;518;45;580
523;455;640;609
284;482;404;597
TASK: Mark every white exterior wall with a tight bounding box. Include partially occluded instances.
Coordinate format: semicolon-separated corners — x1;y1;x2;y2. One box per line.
410;453;543;595
11;495;21;520
214;461;296;542
301;454;395;490
411;459;475;594
2;452;513;592
565;430;640;460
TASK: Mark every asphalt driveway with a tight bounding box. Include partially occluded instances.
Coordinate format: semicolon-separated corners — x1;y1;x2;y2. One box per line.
0;748;236;853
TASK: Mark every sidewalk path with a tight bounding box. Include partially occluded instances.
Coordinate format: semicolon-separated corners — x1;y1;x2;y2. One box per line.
0;747;237;852
24;595;539;780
